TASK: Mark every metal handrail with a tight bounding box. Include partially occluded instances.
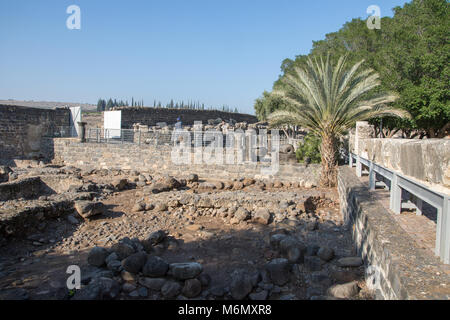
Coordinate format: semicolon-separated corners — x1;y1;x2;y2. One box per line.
348;152;449;264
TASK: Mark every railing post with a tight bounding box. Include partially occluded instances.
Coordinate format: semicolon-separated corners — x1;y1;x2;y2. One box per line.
369;161;376;190
356;155;362;177
138;130;141;146
436;197;449;263
121;129;124;144
444;197;450;264
349;153;353;168
416;198;423;216
97;128;100;143
389;173;401;214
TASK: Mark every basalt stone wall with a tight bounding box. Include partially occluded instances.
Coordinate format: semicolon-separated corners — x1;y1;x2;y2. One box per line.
0;105;70;160
0;177;44;201
356;138;450;187
51;138;320;184
119;107;258;128
338;166;450;300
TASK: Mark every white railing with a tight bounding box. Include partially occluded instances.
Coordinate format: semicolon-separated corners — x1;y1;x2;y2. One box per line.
349;152;450;264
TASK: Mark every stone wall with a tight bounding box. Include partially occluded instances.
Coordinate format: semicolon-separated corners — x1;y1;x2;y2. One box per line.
118;107;258;128
0;177;43;201
0;105;70;160
355;138;450;188
83;112;103;129
338;166;450;300
50;138;320;184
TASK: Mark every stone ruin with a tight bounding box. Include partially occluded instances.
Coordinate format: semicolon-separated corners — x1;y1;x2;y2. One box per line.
0;160;372;301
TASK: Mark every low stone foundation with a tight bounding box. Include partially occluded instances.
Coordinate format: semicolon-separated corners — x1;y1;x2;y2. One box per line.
0;199;74;239
338;166;450;299
0;177;43;201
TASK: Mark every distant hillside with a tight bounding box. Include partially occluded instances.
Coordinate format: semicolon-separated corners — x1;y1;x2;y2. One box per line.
0;99;97;112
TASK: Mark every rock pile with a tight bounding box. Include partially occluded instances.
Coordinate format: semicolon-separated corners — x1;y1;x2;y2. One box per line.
75;231;209;300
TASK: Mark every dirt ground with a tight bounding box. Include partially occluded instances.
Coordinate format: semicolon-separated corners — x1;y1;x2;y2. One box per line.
0;170;372;300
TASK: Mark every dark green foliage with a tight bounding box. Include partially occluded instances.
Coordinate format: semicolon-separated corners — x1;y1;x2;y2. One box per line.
254;91;291;121
296;134;321;164
258;0;450;137
96;99;106;112
96;97;242;113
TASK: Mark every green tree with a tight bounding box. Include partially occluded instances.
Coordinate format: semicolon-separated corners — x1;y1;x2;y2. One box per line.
268;55;409;187
96;99;106;112
266;0;449;137
106;98;114;110
254;91;291;121
375;0;450;137
296;133;321;164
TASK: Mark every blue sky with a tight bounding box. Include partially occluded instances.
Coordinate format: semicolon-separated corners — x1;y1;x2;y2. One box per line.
0;0;408;114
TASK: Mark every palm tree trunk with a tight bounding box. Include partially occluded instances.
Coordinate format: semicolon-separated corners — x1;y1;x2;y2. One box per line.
319;133;338;187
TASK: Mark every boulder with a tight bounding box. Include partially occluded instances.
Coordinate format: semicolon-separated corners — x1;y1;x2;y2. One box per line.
146;230;166;245
139;278;166;291
253;208;271;225
337;257;363;268
278;236;301;254
121;252;148;274
234;207;250;222
269;234;288;250
330;270;360;283
169;262;203;280
233;181;244;190
112;242;136;260
317;247;335;262
161;281;182;299
122;283;137;293
182;279;202;298
142;256;169;277
74;201;106;219
187;174;199;183
230;271;253;300
327;281;359;299
148;183;171;194
87;247;109;267
286;245;305;263
112;178;128;191
161;176;181;189
198;197;214;208
198;273;211;287
74;277;120;300
106;259;122;274
0;166;12;183
265;258;290;286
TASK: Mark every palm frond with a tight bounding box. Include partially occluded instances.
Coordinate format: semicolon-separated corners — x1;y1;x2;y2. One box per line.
266;54;408;137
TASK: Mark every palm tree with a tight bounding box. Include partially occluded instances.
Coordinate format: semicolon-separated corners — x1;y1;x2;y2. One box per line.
268;55;409;187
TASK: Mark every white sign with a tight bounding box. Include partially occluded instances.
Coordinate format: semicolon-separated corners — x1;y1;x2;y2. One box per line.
69;106;81;137
104;111;122;139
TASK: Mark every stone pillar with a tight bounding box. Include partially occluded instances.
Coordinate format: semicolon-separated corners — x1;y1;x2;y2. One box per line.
355;121;374;155
78;121;87;143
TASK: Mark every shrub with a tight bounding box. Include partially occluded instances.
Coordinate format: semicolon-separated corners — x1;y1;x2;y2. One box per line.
296;134;321;163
